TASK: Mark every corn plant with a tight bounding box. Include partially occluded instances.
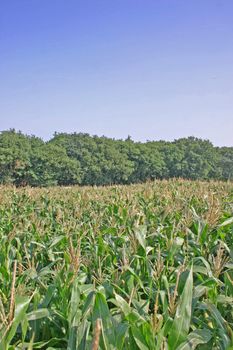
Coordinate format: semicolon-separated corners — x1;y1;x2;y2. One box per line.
0;180;232;349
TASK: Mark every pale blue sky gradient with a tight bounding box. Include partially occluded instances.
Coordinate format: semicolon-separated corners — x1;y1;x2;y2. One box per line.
0;0;233;146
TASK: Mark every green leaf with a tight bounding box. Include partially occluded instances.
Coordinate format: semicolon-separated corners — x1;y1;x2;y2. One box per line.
219;217;233;227
48;235;65;248
93;292;110;326
5;295;31;346
115;323;129;350
131;326;150;350
155;317;173;350
204;302;231;349
77;320;91;350
67;280;81;350
113;292;131;316
134;227;146;250
27;308;50;321
168;267;193;350
68;279;81;325
92;292;112;349
176;329;212;349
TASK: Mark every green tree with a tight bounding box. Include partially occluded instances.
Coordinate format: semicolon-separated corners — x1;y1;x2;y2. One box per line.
172;137;220;179
218;147;233;180
0;130;43;186
29;144;82;187
0;130;232;186
126;142;165;182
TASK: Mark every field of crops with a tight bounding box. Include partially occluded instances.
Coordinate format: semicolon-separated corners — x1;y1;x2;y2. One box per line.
0;180;233;350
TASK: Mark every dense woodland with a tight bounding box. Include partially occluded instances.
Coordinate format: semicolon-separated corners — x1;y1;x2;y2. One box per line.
0;129;232;186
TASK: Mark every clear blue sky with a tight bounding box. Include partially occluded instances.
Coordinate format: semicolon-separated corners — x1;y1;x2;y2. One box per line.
1;0;233;146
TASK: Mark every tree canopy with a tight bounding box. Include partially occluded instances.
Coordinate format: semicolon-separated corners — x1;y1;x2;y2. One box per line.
0;130;232;186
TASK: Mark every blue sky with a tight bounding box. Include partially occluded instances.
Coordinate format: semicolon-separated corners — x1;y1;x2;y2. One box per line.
0;0;233;146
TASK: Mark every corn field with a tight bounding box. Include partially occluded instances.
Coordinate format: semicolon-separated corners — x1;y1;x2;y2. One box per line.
0;180;233;349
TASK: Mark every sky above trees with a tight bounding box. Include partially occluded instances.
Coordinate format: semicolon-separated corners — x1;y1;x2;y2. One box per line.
0;0;233;146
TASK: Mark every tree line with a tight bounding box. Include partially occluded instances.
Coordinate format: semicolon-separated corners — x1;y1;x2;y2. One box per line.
0;129;232;186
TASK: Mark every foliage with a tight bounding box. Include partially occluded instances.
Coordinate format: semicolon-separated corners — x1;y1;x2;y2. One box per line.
0;180;232;349
0;130;232;186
